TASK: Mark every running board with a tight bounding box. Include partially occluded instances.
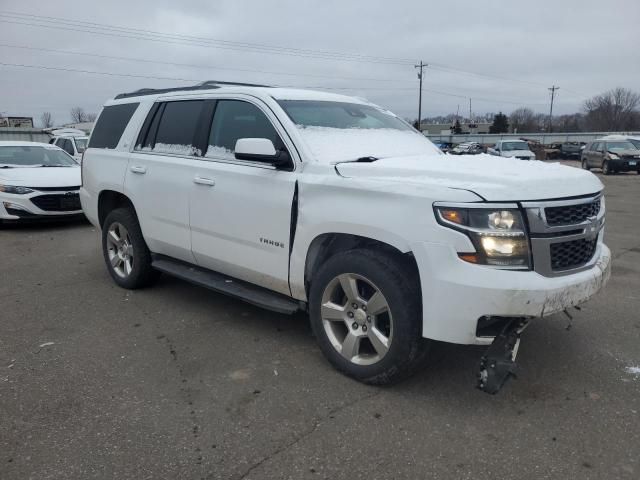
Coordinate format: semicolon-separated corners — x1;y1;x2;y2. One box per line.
151;256;300;315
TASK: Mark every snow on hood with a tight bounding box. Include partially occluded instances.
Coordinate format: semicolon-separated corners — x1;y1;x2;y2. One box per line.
335;154;603;201
0;165;81;188
296;126;442;163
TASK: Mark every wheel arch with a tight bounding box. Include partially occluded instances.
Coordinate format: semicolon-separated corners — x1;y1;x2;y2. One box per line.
301;232;420;301
97;190;136;228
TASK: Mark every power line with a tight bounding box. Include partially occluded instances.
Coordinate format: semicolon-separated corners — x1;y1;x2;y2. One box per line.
0;12;413;65
0;61;557;106
0;10;595;100
0;43;415;83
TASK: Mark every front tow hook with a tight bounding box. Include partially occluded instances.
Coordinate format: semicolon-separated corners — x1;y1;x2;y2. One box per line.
477;318;530;394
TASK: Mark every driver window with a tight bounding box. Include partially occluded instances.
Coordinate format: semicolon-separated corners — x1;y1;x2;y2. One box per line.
205;100;285;161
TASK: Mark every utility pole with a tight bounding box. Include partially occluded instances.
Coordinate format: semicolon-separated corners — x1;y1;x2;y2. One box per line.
548;85;559;133
469;98;472;121
414;61;427;131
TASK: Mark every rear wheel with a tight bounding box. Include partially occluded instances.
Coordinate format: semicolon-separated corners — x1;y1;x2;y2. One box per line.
309;249;428;385
102;208;159;289
581;158;590;170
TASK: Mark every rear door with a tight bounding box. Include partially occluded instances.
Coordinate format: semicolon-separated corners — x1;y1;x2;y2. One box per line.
189;98;297;296
591;142;604;168
124;99;209;263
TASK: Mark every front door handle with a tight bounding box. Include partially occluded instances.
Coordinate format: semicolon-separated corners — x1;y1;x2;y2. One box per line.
130;165;147;174
193;176;215;186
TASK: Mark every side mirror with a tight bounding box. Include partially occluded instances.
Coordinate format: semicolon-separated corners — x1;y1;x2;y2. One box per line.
234;138;290;167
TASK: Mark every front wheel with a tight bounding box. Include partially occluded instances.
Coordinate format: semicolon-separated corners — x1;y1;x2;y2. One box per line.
102;208;160;289
602;161;611;175
309;250;428;385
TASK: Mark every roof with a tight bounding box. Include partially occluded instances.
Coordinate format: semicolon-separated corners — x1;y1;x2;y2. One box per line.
0;141;61;148
108;81;370;106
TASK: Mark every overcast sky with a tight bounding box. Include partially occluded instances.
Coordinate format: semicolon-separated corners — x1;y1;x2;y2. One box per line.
1;0;638;126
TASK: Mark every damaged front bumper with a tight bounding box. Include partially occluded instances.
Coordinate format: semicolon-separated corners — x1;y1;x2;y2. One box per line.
412;242;611;345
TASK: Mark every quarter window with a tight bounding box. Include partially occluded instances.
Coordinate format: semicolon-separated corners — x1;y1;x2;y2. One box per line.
89;103;139;149
206;100;284;160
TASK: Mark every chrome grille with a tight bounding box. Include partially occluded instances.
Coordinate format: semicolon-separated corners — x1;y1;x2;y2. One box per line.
522;193;604;277
545;199;601;226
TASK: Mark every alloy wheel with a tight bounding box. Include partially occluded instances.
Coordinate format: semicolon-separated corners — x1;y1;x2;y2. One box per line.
106;222;134;278
320;273;393;366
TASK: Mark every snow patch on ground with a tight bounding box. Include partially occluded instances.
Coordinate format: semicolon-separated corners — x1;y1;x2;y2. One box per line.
625;366;640;377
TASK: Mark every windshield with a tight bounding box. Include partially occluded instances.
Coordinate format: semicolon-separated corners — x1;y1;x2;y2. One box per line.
501;141;529;151
607;141;635;152
0;146;78;167
276;100;441;163
74;138;88;153
277;100;413;131
628;139;640;149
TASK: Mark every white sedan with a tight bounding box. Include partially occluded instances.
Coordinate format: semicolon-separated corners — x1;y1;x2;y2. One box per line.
0;141;83;223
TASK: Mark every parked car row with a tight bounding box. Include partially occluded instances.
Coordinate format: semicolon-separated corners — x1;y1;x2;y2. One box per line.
0;141;83;223
581;136;640;175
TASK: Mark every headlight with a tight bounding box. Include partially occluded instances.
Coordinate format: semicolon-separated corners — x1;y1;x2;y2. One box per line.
435;205;531;269
0;185;34;195
608;153;619;160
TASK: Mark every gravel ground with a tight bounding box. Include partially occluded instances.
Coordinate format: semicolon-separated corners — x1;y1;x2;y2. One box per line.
1;166;639;479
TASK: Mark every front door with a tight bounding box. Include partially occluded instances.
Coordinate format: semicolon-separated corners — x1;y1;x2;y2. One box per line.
189;99;297;296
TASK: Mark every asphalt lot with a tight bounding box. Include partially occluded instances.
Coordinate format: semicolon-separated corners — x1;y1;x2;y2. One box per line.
1;165;639;480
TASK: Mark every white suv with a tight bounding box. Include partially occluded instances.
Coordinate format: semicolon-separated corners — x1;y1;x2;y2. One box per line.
80;81;610;393
49;129;89;163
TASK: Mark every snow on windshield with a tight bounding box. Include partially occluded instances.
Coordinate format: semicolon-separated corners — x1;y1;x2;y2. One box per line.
295;126;442;163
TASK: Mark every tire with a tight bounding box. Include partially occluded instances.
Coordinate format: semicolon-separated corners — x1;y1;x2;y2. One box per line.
309;249;428;385
581;158;590;170
101;207;160;289
602;161;611;175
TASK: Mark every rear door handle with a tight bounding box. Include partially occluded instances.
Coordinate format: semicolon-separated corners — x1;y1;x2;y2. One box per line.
130;165;147;174
193;176;215;186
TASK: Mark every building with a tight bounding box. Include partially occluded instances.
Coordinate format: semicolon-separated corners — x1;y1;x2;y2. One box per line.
0;116;34;128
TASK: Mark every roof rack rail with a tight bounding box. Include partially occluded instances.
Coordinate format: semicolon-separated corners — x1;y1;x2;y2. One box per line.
114;80;271;100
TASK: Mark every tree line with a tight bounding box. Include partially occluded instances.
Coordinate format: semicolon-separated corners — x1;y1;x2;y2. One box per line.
417;87;640;134
38;107;98;128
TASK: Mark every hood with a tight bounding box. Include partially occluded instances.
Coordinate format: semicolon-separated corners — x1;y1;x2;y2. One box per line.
335;154;603;201
609;149;640;157
0;166;81;188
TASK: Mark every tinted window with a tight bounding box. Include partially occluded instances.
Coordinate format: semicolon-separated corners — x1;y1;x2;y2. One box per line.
151;100;205;156
62;139;75;155
206;100;283;159
593;142;603;152
89;103;139;149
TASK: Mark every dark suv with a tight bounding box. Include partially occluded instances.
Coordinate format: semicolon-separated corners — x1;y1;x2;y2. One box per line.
581;139;640;175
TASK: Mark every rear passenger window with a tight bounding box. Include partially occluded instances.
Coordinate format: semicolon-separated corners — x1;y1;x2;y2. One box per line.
206;100;283;160
89;103;139;149
149;100;205;156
